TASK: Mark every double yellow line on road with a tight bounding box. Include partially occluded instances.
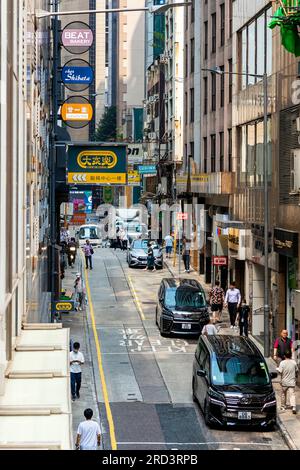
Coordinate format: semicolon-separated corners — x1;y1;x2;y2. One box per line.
82;259;117;450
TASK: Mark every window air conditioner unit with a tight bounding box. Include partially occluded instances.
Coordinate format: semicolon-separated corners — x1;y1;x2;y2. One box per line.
148;132;157;140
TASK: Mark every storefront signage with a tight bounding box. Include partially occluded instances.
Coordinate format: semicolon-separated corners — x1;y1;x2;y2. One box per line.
274;228;299;258
67;145;127;185
177;213;188;221
138;165;157;175
128;170;141;186
62;22;94;54
62;65;94;86
128;144;144;164
213;256;228;266
69;190;92;213
55;301;74;312
61;102;93;122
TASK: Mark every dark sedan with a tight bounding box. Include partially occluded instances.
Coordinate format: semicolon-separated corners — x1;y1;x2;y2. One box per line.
156;278;209;336
127;239;163;269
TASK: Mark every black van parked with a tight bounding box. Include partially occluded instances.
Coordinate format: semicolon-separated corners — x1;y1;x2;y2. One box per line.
192;335;277;429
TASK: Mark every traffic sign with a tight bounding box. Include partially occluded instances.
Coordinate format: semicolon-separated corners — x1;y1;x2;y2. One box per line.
177;213;188;221
213;256;228;266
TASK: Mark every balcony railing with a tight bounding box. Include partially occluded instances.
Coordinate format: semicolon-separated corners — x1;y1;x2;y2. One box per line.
176;172;235;196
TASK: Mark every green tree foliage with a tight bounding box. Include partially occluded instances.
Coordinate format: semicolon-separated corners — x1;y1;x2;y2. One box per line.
94;106;117;141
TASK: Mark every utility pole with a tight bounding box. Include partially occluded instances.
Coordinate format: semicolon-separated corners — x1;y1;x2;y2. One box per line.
50;0;59;322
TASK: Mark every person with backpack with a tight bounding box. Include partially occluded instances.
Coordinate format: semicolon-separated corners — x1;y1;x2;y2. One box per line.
274;330;294;365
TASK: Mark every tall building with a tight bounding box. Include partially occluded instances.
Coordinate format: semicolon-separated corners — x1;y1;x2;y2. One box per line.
0;0;71;449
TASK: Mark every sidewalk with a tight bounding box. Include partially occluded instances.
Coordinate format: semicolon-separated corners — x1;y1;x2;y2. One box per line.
60;261;102;450
164;256;300;450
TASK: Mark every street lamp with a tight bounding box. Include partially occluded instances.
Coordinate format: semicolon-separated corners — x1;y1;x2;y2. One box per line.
203;66;270;357
35;2;192;19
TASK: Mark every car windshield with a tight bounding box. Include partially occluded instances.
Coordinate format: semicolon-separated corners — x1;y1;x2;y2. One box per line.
79;227;99;240
211;355;270;386
165;287;206;310
132;240;158;251
127;224;147;233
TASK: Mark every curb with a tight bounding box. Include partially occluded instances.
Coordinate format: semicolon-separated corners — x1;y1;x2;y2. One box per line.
276;415;298;450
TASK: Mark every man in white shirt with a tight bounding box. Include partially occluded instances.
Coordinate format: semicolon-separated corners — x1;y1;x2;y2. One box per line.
70;342;85;401
164;234;174;258
224;282;241;329
76;408;101;450
277;350;298;414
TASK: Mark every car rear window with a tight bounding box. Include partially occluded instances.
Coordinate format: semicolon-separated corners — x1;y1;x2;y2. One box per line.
211;355;270;386
165;287;206;309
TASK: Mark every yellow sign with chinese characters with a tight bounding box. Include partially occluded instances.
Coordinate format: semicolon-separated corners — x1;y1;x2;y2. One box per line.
128;170;141;186
67;173;127;184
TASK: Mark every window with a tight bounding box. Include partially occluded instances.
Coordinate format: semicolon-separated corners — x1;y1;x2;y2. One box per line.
211;134;216;173
204;21;208;60
211;73;216;111
190;88;194;122
228;59;233;103
211;13;216;54
190;142;194;160
229;0;233;37
191;0;195;23
204;77;208;115
220;65;224;107
204;137;208;173
190;38;195;74
239;7;273;90
220;132;224;172
228;128;232;172
220;3;225;47
185;44;188;77
185;91;188;124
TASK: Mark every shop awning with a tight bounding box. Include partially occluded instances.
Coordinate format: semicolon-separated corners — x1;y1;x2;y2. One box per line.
0;324;72;450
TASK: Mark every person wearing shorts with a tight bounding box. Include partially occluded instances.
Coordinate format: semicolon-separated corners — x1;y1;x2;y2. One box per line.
208;281;225;323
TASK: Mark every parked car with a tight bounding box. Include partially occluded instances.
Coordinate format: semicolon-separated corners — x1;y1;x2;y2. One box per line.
76;224;102;248
192;335;277;429
127;239;163;269
156;278;209;336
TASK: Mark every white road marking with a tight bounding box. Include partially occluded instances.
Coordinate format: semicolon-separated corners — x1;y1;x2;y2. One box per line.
116;441;275;447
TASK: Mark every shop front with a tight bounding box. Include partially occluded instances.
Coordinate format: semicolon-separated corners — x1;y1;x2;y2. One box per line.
274;228;299;341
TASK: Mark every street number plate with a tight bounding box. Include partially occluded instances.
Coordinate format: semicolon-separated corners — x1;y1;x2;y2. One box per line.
238;411;251;420
182;323;192;330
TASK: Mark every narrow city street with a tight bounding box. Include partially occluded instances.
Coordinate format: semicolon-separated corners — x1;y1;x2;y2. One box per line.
81;248;289;451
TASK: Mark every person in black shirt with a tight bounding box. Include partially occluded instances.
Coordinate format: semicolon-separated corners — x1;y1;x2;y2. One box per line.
236;299;250;337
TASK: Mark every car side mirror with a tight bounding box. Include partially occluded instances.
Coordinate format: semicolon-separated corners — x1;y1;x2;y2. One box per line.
270;372;278;380
197;369;206;378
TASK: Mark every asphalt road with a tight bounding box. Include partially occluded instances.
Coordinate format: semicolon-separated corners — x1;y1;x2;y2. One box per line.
84;248;288;451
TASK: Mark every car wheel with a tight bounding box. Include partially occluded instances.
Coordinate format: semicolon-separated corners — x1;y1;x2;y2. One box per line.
204;400;211;427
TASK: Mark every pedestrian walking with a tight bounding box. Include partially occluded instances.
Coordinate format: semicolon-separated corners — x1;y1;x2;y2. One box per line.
74;273;85;311
75;409;101;450
144;242;156;271
120;227;128;251
236;299;250;337
182;236;191;273
70;342;85;401
224;282;241;329
274;330;294;365
202;318;218;336
208;280;224;323
164;233;174;259
83;239;93;270
277;350;298;414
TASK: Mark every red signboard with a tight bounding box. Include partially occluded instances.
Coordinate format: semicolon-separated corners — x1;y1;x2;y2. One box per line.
213;256;228;266
177;213;188;221
71;213;86;226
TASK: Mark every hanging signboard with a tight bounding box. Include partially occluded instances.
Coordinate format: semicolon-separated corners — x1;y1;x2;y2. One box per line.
62;21;94;54
128;144;144;164
62;59;94;92
213;256;228;266
61;96;93;129
138;164;157;175
67;145;127;185
128;170;141;186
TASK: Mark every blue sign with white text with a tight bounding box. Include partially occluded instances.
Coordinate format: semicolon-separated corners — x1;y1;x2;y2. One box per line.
138;165;157;175
62;66;94;85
